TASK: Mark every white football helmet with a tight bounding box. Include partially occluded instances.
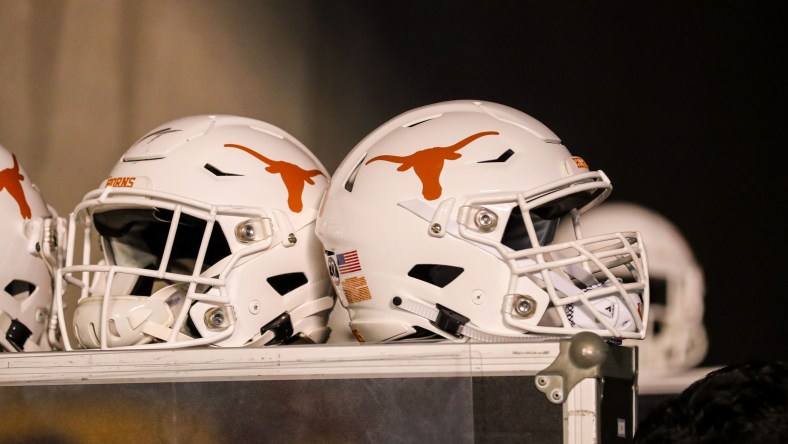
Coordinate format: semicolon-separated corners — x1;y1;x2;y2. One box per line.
0;144;65;352
316;100;649;343
55;115;334;350
555;201;707;373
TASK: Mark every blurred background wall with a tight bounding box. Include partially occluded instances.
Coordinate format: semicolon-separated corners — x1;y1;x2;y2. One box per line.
0;0;784;367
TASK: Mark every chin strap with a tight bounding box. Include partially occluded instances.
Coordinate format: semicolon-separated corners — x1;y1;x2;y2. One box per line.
245;327;277;348
125;286;196;345
245;295;335;347
393;296;562;343
137;319;195;343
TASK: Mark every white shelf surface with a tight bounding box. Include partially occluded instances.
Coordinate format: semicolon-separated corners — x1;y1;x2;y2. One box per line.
0;341;564;386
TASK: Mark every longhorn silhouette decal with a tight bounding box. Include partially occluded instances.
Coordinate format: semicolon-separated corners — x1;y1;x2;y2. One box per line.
225;144;324;213
0;154;32;219
365;131;499;200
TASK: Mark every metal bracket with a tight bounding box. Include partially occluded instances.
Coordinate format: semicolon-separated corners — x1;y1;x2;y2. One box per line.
534;331;609;404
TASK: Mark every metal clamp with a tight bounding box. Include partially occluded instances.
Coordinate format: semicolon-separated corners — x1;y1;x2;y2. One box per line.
534;331;609;404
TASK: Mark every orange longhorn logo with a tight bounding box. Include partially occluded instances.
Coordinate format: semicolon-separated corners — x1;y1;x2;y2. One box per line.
224;144;324;213
365;131;499;200
0;154;32;219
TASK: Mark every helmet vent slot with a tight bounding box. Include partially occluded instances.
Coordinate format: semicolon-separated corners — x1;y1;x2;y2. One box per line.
407;264;464;288
407;118;432;127
478;148;514;163
4;280;35;300
343;154;367;192
266;272;308;296
204;163;242;177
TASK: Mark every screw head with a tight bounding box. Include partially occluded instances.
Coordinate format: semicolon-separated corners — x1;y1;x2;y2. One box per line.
249;300;261;314
471;289;484;305
204;307;228;329
209;311;224;326
35;307;48;323
513;295;536;318
474;209;497;232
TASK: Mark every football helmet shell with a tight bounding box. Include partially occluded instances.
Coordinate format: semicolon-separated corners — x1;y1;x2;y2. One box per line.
0;144;64;352
316;100;649;343
56;115;333;350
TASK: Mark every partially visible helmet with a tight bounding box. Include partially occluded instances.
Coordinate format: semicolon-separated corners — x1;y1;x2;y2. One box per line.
0;144;65;352
316;100;649;344
55;115;334;350
555;201;707;373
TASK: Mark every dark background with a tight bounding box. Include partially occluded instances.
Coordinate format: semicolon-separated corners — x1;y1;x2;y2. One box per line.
305;1;786;368
2;1;784;369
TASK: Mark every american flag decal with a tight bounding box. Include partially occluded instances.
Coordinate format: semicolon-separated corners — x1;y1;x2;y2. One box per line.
337;250;362;274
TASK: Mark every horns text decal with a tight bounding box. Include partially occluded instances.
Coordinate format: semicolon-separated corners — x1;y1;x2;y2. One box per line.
0;154;32;219
365;131;498;200
225;144;324;213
